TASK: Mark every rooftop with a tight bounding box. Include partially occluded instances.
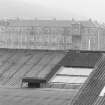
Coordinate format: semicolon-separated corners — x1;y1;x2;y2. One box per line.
0;88;78;105
0;19;104;28
0;49;65;88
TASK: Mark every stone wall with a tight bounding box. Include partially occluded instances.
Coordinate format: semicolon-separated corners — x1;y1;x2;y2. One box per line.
0;19;104;50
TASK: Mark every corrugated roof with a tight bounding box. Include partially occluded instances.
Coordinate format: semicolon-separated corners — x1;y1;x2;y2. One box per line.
0;49;65;88
70;54;105;105
93;97;104;105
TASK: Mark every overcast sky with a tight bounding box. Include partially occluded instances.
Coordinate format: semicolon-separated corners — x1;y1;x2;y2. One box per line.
0;0;105;23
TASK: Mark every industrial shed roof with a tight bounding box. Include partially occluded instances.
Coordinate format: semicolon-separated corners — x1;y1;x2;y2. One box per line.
48;51;102;89
93;97;104;105
0;49;65;88
0;48;102;89
0;50;104;105
69;53;105;105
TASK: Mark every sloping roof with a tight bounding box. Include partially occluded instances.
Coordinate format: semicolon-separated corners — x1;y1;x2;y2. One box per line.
1;19;104;30
93;97;104;105
0;88;77;105
48;51;102;90
3;19;102;28
0;50;104;105
0;87;103;105
6;20;102;28
0;49;65;88
70;54;105;105
62;51;102;68
79;20;98;28
5;20;74;27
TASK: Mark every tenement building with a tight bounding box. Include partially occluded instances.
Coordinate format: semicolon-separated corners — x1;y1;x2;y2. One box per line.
0;19;104;50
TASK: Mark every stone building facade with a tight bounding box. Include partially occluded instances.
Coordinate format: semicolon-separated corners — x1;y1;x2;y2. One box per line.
0;19;104;50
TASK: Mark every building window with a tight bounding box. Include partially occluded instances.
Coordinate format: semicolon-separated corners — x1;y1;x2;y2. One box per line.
72;35;81;49
43;27;51;34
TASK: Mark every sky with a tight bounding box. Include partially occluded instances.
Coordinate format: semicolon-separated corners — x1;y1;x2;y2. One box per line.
0;0;105;23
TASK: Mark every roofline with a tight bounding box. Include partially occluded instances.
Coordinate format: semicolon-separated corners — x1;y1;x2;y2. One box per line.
0;48;67;53
0;48;105;53
67;50;105;53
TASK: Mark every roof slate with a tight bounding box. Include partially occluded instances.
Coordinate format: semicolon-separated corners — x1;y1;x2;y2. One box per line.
0;49;104;105
0;88;78;105
62;51;102;68
0;49;65;88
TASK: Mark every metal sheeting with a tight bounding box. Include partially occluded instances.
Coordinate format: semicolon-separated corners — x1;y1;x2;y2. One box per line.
93;97;104;105
70;54;105;105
